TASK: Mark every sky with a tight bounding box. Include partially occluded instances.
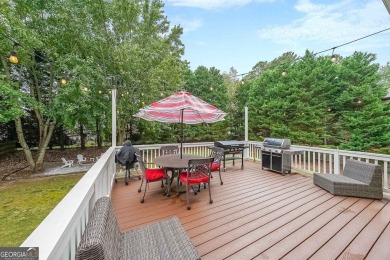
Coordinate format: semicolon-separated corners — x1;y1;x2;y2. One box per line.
162;0;390;74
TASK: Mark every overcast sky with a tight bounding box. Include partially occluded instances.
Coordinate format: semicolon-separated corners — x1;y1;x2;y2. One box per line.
162;0;390;74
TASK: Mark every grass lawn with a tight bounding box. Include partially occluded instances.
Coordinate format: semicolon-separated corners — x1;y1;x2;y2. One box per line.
0;174;83;246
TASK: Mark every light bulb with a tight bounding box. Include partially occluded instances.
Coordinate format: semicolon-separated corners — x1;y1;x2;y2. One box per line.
9;51;18;64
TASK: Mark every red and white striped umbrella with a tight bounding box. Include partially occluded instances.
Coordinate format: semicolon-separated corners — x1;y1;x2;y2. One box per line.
134;91;226;124
134;91;226;157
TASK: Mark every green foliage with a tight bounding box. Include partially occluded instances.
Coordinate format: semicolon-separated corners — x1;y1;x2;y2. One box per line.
233;50;390;151
0;76;24;123
0;0;186;147
184;66;230;141
1;0;389;153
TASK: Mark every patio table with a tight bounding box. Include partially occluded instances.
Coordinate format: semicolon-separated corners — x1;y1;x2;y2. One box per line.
154;154;211;194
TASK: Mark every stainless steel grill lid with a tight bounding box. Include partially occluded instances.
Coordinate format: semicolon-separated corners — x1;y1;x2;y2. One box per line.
263;138;291;149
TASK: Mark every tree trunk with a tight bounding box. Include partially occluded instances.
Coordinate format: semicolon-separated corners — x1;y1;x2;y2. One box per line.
35;122;55;171
117;119;127;145
15;117;36;171
80;124;86;149
59;125;65;149
117;129;125;145
129;122;133;139
96;118;102;148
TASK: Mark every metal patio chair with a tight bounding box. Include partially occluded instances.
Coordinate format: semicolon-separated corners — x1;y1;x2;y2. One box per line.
177;157;214;210
210;146;225;185
160;145;180;185
137;154;169;203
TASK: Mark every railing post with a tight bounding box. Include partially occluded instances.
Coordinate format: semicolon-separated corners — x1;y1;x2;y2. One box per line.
244;106;249;159
112;88;117;147
334;149;340;174
384;162;388;190
245;106;248;142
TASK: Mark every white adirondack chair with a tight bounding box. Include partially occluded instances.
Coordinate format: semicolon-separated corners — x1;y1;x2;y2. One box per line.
77;154;87;165
61;158;73;168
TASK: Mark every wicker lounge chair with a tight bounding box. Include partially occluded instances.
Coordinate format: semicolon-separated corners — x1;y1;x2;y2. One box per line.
76;197;200;260
313;159;383;200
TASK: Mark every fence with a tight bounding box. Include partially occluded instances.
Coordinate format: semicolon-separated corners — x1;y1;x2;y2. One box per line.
0;141;16;155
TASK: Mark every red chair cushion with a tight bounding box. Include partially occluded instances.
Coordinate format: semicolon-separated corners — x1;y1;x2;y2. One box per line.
211;163;220;171
145;168;166;181
179;172;209;185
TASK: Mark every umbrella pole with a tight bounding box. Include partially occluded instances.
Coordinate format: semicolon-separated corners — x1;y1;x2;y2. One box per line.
180;109;184;159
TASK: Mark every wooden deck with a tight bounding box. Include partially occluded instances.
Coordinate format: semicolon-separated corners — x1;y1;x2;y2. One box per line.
111;161;390;260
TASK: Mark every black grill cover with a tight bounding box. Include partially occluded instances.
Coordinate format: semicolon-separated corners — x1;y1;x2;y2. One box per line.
214;141;246;149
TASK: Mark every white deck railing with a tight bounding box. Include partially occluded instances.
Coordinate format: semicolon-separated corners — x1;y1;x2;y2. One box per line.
21;141;390;259
21;146;117;260
246;141;390;193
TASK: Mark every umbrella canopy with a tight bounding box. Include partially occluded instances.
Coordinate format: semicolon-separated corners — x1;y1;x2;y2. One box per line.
134;91;227;157
134;91;226;124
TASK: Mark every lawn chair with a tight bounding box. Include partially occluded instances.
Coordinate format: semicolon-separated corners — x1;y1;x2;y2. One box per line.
77;154;87;165
61;158;73;168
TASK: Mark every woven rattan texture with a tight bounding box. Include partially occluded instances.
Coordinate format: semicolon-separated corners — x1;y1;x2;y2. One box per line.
313;159;383;200
76;197;200;260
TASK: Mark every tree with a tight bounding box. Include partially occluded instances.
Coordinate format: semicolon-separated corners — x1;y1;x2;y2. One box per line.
184;66;229;142
234;50;389;151
107;0;187;144
335;52;390;150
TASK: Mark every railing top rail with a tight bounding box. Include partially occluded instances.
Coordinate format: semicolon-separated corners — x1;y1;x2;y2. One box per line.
132;142;214;150
291;145;390;161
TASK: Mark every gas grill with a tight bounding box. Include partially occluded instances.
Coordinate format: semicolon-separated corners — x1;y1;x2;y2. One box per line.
214;141;248;171
258;138;302;175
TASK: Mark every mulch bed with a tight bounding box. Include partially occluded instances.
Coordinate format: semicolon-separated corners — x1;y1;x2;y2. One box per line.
0;147;108;182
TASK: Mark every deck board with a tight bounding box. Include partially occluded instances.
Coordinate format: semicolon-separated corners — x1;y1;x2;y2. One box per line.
111;161;389;259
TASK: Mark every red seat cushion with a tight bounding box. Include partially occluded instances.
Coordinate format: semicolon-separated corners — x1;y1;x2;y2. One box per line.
211;163;220;171
179;172;209;184
145;168;166;181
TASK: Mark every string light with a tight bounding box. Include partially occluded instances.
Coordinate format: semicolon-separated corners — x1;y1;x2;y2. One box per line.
330;48;337;63
8;51;18;64
233;27;390;78
60;78;67;85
